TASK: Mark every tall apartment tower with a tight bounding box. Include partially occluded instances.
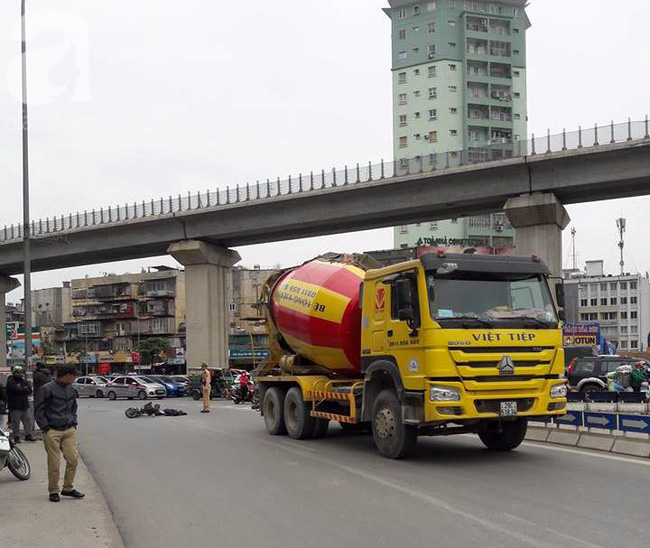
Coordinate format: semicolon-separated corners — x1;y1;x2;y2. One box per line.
384;0;530;249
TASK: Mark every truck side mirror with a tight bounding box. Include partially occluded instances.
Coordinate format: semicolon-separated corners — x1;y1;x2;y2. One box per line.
558;309;566;323
555;283;565;309
395;278;411;307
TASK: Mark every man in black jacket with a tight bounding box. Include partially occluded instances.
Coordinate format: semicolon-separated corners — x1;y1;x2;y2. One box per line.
6;366;37;443
32;362;52;401
35;365;84;503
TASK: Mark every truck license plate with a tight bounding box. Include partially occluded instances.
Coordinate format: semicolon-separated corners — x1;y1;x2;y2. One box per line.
500;401;517;417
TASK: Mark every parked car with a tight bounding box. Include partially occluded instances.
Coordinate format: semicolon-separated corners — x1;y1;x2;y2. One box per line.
72;376;109;398
105;376;166;400
567;356;648;392
140;375;186;397
169;375;190;386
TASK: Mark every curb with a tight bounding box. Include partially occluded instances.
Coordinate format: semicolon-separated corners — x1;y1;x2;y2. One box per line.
526;425;650;458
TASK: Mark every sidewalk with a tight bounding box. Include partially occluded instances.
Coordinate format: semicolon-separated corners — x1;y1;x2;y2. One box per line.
1;439;124;548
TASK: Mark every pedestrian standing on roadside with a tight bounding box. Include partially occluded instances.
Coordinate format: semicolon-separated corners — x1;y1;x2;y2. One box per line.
33;362;52;402
6;366;37;443
34;365;85;503
200;363;211;413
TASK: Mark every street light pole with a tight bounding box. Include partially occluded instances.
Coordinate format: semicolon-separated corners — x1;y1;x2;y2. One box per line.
20;0;33;372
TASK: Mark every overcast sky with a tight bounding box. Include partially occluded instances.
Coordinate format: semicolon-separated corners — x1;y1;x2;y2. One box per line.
0;0;649;300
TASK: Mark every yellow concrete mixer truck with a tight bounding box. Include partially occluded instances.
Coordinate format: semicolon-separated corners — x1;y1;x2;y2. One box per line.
256;251;567;458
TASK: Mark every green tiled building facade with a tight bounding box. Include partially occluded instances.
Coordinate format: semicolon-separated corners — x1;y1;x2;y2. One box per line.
385;0;530;249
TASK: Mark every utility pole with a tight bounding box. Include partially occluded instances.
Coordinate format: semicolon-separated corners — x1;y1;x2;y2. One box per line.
20;0;33;373
616;217;626;275
570;227;577;271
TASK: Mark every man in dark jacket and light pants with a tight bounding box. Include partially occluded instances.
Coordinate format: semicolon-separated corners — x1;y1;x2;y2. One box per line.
6;366;37;443
35;365;85;503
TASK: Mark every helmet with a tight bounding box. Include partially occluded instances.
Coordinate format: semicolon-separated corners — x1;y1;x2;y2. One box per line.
11;366;24;375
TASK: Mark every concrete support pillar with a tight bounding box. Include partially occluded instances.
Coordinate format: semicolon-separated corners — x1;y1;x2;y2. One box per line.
168;241;241;370
0;277;21;369
504;193;570;278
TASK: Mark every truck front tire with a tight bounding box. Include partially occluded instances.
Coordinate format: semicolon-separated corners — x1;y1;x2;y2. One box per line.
284;387;315;440
263;387;287;436
372;389;417;459
478;418;528;451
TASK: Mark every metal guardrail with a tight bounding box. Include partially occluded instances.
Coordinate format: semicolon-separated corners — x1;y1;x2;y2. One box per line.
1;116;649;244
534;406;650;435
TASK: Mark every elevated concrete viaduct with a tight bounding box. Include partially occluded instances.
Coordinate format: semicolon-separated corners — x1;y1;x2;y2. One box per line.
1;139;649;368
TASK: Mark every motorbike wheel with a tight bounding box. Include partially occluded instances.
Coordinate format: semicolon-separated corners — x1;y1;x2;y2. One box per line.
191;390;201;401
7;446;31;480
125;408;140;419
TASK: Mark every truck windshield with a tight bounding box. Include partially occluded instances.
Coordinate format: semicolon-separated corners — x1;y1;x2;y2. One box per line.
427;272;558;328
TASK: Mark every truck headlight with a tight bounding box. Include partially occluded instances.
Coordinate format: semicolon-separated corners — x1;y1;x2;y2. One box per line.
550;384;567;399
430;386;461;402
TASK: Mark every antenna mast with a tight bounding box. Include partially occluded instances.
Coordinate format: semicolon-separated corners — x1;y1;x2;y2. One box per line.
616;217;626;275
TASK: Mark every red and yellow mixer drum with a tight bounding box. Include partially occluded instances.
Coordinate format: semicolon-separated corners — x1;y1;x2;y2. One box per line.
269;257;367;376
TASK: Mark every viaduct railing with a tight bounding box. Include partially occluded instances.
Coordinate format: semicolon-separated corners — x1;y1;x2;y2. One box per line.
1;117;648;244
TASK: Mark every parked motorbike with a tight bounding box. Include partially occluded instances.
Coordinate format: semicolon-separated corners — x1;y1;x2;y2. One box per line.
0;428;31;480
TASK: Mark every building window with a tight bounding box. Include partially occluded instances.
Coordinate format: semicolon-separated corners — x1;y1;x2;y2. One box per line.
631;340;638;348
513;8;519;17
428;22;436;33
600;283;607;291
514;113;521;120
428;44;436;57
631;311;638;319
428;66;436;78
399;29;406;40
413;5;421;15
428;87;437;99
399;115;407;126
620;282;627;289
398;8;407;19
398;51;407;60
450;129;458;136
489;4;497;13
427;1;437;11
600;298;607;306
631;296;638;304
398;72;407;84
449;85;457;92
610;282;617;290
590;299;597;306
399;93;407;104
399;158;408;168
399;136;408;148
580;299;588;307
630;281;638;290
620;340;628;349
428;131;438;142
611;298;617;305
621;297;627;304
449;63;457;71
448;0;456;8
429;108;437;119
621;311;628;319
450;107;457;114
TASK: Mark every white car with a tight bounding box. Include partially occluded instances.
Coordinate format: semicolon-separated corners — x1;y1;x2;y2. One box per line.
105;376;167;400
72;376;110;398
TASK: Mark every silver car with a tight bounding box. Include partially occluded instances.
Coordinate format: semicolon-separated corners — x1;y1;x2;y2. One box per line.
105;375;166;401
73;376;110;398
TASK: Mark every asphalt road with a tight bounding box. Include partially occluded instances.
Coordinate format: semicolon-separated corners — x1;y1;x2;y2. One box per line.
77;398;650;548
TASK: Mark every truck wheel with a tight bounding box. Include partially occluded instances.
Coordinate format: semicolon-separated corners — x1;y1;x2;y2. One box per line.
311;418;329;439
263;387;287;436
284;387;315;440
372;390;417;459
478;419;528;451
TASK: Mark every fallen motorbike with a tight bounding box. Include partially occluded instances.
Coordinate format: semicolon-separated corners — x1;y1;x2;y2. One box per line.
125;402;187;418
0;427;31;480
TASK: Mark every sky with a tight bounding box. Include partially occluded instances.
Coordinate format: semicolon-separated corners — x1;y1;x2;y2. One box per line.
0;0;649;301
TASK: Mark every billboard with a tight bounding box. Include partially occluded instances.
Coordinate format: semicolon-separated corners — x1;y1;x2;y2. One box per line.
563;323;601;347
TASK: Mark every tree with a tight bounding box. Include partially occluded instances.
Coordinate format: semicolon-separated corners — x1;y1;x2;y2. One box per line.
136;338;171;365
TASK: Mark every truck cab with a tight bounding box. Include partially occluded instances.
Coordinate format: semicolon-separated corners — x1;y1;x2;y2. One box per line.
359;252;567;456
